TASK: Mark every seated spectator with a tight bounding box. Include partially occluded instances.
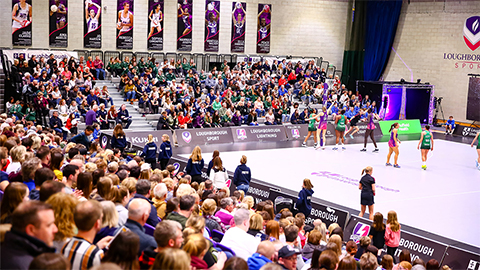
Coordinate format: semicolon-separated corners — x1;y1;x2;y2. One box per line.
152;183;168;219
1;201;57;270
93;56;106;80
46;192;78;251
0;182;29;224
156;111;171;130
277;245;301;270
220;208;261;260
117;104;132;129
302;230;322;260
247;241;276;270
29;253;71;270
183;233;210;270
152;248;190;270
139;220;184;270
201;198;225;234
265;109;276;125
62;200;113;270
164;194;195;230
125;199;157;255
360;252;379;270
49;111;67;140
345;240;358;257
70;125;94;149
355;236;371;259
93;201;119;244
129;179;159;227
247;213;267;241
102;231;140;269
215;197;234;227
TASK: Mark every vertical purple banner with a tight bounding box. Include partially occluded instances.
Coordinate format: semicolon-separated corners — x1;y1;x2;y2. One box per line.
12;0;32;46
204;1;219;52
49;0;68;47
117;0;134;50
231;2;246;53
84;0;102;48
147;0;163;50
256;4;271;54
177;0;192;51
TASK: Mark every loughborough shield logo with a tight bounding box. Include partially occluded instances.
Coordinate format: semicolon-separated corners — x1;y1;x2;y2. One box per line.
464;16;480;51
182;131;192;143
101;135;107;148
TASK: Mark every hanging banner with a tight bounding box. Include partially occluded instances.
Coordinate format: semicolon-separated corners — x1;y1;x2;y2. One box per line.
116;0;134;50
231;2;246;53
49;0;68;47
147;0;163;50
84;0;102;48
256;4;271;54
177;0;192;51
12;0;32;46
204;0;219;52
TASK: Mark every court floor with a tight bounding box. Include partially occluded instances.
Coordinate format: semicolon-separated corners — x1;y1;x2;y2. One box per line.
184;139;480;248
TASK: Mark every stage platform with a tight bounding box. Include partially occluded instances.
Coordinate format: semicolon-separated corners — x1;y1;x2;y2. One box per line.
178;135;480;250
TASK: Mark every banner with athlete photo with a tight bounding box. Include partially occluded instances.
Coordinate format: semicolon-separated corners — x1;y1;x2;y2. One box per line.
231;2;246;53
256;4;271;53
12;0;32;46
49;0;68;47
83;0;101;48
177;0;192;51
116;0;134;50
204;0;219;52
147;0;163;50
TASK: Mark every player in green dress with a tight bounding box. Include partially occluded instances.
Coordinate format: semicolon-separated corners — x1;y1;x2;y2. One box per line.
417;125;434;170
333;110;347;151
302;109;318;148
471;131;480;170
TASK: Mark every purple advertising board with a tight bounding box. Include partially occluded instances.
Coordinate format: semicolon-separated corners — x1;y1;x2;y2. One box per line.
84;0;102;48
231;125;287;143
176;128;234;146
116;0;134;50
49;0;68;47
231;2;246;53
147;0;163;50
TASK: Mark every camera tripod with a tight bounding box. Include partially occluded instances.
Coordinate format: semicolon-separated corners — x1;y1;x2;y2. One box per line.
433;97;445;127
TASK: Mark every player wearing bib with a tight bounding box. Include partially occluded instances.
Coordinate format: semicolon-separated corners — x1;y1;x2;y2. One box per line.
315;103;334;150
361;108;379;153
12;0;32;34
386;122;401;168
333;110;347;151
148;4;163;40
470;131;480;170
85;1;101;34
117;2;133;34
345;109;363;139
302;110;318;148
417;125;434;170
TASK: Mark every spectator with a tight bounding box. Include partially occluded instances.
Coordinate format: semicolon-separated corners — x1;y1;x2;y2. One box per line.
49;111;68;140
129;179;159;227
158;134;172;170
93;56;106;80
201;198;225;233
85;105;98;126
156;111;171;130
113;186;129;226
248;241;276;270
215;197;234;227
164;194;195;229
360;252;379;270
139;220;184;269
220;208;261;260
117;104;132;129
183;233;210;270
0;182;29;224
186;146;205;184
62;164;79;194
28;253;71;270
1;201;57;270
62;200;113;270
209;156;228;189
102;231;140;270
111;124;128;152
70;125;94;149
152;183;168;219
369;212;386;250
276;245;301;270
125;198;157;254
302;230;322;260
151;248;190;270
31;167;55;200
46;192;78;251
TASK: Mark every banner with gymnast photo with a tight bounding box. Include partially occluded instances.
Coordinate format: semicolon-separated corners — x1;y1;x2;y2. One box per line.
116;0;134;50
147;0;163;50
83;0;101;48
256;3;271;53
177;0;192;51
231;2;246;53
12;0;32;46
49;0;68;47
204;0;219;52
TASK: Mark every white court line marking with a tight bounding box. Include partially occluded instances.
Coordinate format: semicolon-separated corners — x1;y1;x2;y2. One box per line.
382;190;480;203
399;151;434;164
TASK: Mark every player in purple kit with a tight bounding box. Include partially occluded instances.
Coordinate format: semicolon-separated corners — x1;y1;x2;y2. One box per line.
315;104;333;150
386;122;401;168
360;108;380;153
205;6;219;39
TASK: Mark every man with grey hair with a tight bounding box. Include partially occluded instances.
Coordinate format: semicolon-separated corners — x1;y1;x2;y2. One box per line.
152;183;167;219
125;198;157;254
220;208;260;260
215;197;234;227
21;157;42;191
139;220;184;269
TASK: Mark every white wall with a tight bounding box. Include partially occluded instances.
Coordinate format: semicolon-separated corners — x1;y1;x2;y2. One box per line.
0;0;349;69
383;1;480;123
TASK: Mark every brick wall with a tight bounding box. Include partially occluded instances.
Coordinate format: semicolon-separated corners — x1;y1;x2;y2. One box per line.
0;0;349;69
383;1;480;123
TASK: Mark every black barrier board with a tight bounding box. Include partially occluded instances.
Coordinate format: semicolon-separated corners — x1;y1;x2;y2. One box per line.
441;246;480;270
454;125;480;137
344;215;448;263
306;201;349;229
231;126;288;143
100;130;173;150
176;128;233;146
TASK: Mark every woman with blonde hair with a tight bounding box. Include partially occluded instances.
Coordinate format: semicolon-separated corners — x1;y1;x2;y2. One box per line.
6;145;26;174
385;210;401;263
201;198;225;233
113;186;130;226
152;248;190;270
247;213;267;241
328;234;344;258
94;201;119;244
183;233;210;270
209;156;228;189
186;146;204;184
141;134;157;169
46;192;78;251
185;214;210;239
242;195;255;214
359;166;375;220
0;182;29;224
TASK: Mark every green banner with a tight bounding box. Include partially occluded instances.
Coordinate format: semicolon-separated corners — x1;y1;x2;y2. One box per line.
379;120;422;135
